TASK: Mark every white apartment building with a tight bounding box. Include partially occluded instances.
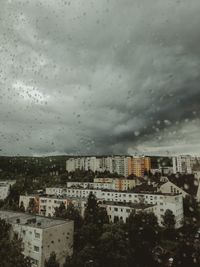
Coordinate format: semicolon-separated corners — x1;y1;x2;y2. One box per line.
0;180;16;200
45;187;183;228
66;157;101;173
66;156;131;177
172;155;197;174
0;184;10;200
159;181;189;198
19;195;86;218
0;211;73;267
67;181;116;190
100;201;157;223
94;178;137;191
67;179;137;191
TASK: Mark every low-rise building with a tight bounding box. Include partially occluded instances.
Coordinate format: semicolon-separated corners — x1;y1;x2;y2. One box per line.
19;195;86;217
0;210;74;267
100;201;157;223
0;180;16;200
159;180;189;198
94;177;138;191
67;181;116;190
45;187;183;228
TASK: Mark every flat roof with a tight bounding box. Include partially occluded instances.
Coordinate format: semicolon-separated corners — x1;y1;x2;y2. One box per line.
0;210;72;229
21;194;87;201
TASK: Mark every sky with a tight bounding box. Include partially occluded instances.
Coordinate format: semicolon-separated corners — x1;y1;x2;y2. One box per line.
0;0;200;156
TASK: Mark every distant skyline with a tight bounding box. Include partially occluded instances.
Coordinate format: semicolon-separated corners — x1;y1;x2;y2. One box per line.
0;0;200;156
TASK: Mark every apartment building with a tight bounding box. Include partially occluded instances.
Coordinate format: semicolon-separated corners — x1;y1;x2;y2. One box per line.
172;155;197;174
100;201;157;223
45;187;183;228
159;180;189;198
0;180;16;200
67;181;116;190
19;195;86;217
67;179;137;191
66;157;101;172
0;211;74;267
66;156;132;177
129;157;151;177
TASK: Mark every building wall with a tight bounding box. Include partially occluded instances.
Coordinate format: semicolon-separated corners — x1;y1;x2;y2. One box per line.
12;224;43;267
159;181;188;198
0;180;16;200
41;222;74;267
101;203;156;223
0;185;10;200
45;187;183;228
1;211;74;267
172;155;194;174
130;157;151;177
66;156;136;177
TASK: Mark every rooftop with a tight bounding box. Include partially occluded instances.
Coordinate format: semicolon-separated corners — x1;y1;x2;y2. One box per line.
0;210;72;229
46;186;180;196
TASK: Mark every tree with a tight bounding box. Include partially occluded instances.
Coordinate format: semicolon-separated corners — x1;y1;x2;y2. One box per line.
45;252;60;267
127;211;160;267
75;223;101;251
55;202;83;230
0;219;31;267
96;206;109;226
54;202;66;218
84;193;99;225
19;201;25;212
27;198;38;214
174;239;200;267
183;195;199;221
84;193;109;226
96;224;130;267
162;209;175;230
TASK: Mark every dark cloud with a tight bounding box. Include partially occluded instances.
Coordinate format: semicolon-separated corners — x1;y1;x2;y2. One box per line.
0;0;200;156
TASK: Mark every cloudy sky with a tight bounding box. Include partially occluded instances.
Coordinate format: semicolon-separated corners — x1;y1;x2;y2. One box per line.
0;0;200;156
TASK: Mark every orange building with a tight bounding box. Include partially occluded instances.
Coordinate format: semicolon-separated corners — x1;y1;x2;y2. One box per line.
129;157;151;177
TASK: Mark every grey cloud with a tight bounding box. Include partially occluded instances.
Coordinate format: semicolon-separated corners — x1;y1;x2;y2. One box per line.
0;0;200;156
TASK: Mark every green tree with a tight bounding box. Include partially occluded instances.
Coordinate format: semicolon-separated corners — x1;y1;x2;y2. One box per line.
55;202;83;229
174;239;200;267
54;202;66;218
19;201;25;212
84;193;99;225
162;209;175;230
96;224;130;267
183;195;199;221
127;211;160;267
27;198;37;214
45;252;60;267
0;219;31;267
84;193;109;226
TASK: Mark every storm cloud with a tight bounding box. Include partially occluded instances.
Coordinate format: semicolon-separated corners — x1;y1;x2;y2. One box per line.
0;0;200;156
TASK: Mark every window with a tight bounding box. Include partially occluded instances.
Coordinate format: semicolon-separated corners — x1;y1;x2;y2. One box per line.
114;208;118;211
31;258;39;266
34;246;39;252
35;232;40;239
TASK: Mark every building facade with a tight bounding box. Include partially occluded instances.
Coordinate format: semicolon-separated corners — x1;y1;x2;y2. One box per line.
44;187;183;228
172;155;197;174
66;156;151;177
0;211;74;267
0;180;16;200
130;157;151;177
